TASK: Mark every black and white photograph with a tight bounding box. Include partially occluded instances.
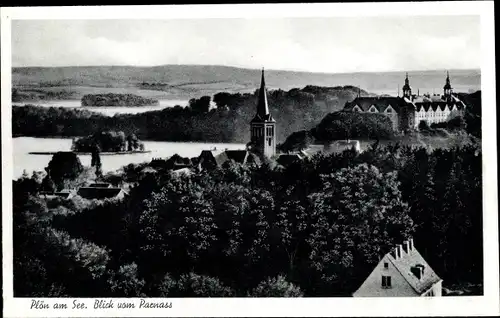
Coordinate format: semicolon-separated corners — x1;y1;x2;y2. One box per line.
1;2;498;317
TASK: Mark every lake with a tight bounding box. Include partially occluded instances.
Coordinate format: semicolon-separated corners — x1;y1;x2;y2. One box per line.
13;137;246;179
12;99;191;116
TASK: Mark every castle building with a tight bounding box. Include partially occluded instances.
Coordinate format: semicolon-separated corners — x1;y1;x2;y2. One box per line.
343;72;467;131
249;69;276;158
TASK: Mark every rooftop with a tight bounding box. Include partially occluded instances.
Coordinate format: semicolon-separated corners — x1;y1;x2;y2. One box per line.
77;187;127;200
386;240;442;295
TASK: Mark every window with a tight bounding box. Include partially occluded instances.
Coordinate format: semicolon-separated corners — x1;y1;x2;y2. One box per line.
384;262;389;269
268;138;272;146
382;275;392;288
386;108;392;113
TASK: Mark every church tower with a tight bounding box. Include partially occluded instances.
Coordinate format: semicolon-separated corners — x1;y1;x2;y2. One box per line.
443;71;453;99
402;72;412;99
249;69;276;158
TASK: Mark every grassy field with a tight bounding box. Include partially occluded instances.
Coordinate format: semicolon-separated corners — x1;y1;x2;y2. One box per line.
12;65;481;101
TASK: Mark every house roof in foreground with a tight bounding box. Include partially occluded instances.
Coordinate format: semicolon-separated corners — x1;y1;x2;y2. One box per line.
386;244;442;295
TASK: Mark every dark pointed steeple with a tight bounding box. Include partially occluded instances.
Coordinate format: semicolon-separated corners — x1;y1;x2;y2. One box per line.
443;71;453;98
257;68;270;117
402;72;412;98
444;71;452;89
252;68;275;123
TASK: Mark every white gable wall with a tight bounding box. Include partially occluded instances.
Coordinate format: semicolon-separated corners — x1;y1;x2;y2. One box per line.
353;105;362;112
353;255;419;297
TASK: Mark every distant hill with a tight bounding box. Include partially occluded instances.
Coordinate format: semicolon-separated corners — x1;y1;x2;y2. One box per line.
12;65;481;100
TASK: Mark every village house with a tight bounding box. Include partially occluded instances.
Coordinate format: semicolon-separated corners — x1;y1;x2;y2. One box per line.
77;184;128;200
353;239;442;297
197;148;260;170
344;72;467;131
39;190;76;200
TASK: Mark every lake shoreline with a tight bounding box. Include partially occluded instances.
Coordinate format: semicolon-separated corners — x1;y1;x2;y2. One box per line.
14;135;246;144
29;150;152;156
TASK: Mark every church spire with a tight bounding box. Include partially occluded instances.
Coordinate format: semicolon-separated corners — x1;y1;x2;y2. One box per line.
257;68;270;118
249;68;276;159
402;72;411;98
443;71;452;97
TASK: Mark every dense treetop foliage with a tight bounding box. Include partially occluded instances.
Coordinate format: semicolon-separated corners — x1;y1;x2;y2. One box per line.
81;94;159;107
12;86;367;143
71;131;145;153
14;142;482;297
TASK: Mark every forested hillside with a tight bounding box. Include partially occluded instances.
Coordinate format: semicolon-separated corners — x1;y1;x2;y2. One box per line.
12;86;369;143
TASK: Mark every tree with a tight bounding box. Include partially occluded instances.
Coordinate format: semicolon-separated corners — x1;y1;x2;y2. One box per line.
418;120;430;131
127;133;139;151
306;164;414;295
138;177;217;277
40;175;56;192
107;263;145;297
45;152;84;191
213;92;232;110
250;275;303;297
189;96;211;113
91;143;103;179
172;273;234;297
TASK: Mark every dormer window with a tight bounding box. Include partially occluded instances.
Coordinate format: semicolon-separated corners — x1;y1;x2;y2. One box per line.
411;264;425;280
382;275;392;288
369;105;378;113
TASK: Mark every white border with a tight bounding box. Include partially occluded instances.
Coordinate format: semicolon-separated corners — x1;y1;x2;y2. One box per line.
1;2;498;317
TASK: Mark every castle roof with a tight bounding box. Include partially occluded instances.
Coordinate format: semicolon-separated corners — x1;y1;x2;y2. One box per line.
251;69;275;123
413;94;466;112
344;96;413;113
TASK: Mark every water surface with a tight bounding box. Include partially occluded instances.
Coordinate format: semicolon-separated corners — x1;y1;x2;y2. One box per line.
14;137;245;179
12;99;189;116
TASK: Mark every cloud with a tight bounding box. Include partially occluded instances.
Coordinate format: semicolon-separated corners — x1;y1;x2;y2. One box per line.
11;17;480;72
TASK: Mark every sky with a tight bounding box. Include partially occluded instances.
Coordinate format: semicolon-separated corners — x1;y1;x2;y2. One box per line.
11;16;480;73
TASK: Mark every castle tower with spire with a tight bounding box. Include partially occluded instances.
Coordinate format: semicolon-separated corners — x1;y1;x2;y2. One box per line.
249;69;276;158
443;71;453;99
402;72;412;99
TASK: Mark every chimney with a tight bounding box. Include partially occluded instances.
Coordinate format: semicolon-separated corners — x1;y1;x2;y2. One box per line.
403;240;410;254
392;247;399;259
409;238;414;251
398;244;404;259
